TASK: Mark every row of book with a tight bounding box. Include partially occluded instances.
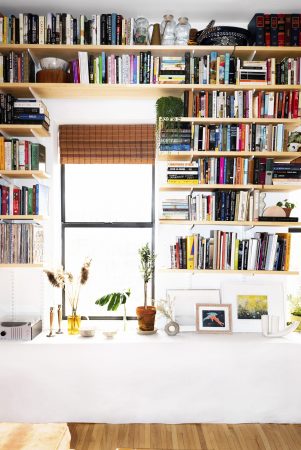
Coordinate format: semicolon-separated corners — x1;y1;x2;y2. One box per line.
0;223;43;264
248;13;301;47
159;124;289;153
0;13;137;45
166;160;301;185
162;190;269;222
0;183;49;215
0;138;46;171
0;95;50;129
170;231;291;271
185;90;301;119
0;51;35;83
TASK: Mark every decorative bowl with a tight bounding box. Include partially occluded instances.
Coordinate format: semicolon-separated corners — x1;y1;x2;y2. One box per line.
40;57;69;71
102;331;117;339
79;329;95;337
196;26;252;46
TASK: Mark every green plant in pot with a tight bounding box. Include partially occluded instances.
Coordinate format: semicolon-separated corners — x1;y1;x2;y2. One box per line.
95;289;131;331
276;199;296;217
288;293;301;331
137;243;156;332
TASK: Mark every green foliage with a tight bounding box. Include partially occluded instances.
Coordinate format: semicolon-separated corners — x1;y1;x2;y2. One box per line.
276;199;296;209
288;131;301;144
138;243;156;284
155;96;184;125
288;294;301;316
95;289;131;312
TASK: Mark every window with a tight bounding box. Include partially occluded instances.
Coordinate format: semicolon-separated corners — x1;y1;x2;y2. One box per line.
61;164;154;319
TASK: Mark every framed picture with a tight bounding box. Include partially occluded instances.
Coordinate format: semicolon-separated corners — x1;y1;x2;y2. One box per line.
221;282;285;332
166;289;221;332
196;304;232;333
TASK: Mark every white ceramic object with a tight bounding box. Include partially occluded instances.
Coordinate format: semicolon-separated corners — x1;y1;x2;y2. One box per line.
40;57;69;71
261;314;299;337
137;328;158;335
79;329;95;337
263;206;286;217
102;331;117;339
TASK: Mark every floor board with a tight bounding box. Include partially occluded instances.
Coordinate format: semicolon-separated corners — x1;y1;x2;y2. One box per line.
68;423;301;450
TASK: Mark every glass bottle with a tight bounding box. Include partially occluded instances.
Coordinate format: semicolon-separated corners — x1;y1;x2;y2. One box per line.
134;17;150;45
160;14;176;45
175;17;191;45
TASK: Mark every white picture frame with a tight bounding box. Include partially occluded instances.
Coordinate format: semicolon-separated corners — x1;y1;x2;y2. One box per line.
221;281;285;332
166;289;221;332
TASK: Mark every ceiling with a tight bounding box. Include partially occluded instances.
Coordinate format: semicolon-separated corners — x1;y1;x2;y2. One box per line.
1;0;301;26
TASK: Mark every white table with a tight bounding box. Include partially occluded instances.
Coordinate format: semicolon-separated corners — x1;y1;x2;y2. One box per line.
1;331;301;423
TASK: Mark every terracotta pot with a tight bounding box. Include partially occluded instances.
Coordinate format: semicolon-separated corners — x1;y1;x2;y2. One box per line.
136;306;156;331
283;207;292;217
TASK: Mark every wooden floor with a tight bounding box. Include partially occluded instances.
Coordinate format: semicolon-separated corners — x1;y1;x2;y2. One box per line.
68;423;301;450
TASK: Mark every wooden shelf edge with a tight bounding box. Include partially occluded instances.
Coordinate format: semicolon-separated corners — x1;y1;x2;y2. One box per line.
0;170;49;179
0;215;46;220
159;220;301;227
0;124;50;138
157;151;301;161
160;268;299;275
160;184;301;191
0;263;43;268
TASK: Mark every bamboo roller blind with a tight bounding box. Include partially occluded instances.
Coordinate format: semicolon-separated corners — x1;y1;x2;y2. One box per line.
59;124;156;164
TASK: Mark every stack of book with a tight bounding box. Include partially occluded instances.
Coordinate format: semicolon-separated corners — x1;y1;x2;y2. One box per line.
160;126;191;152
272;162;301;184
0;95;50;130
189;90;301;119
167;162;199;184
0;223;43;264
0;51;35;83
170;231;291;271
158;56;186;84
161;198;189;220
0;183;49;215
238;60;267;84
248;13;301;46
0;13;136;45
0;137;46;171
190;123;285;152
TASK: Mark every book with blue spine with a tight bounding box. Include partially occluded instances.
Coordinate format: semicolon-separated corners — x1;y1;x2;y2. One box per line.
224;53;230;84
35;184;49;215
111;13;117;45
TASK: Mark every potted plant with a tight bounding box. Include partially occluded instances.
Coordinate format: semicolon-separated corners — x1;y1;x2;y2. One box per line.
136;243;156;331
276;199;296;217
288;293;301;331
95;289;131;331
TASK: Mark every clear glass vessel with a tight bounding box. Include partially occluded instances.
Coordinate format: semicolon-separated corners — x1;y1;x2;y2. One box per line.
134;17;150;45
175;17;191;45
160;14;176;45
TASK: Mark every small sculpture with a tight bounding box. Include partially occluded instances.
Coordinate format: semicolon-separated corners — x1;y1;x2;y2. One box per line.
261;315;299;338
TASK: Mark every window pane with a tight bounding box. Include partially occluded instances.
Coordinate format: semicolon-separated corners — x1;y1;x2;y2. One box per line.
64;227;153;317
65;164;152;222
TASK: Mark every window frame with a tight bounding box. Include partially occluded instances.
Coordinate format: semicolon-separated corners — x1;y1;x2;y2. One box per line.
60;164;155;320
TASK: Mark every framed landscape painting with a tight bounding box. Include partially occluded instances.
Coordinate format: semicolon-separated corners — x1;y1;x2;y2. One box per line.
196;304;232;333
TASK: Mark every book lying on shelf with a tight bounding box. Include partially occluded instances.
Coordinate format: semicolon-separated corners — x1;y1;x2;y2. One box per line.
167;161;199;184
258;216;299;222
0;137;46;171
170;231;291;271
0;95;50;129
0;223;43;263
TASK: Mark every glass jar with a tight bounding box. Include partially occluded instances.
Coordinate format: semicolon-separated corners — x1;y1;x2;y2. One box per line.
68;313;81;335
175;17;191;45
160;14;176;45
134;17;150;45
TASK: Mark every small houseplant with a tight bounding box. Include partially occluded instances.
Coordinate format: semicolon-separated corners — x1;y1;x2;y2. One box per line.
288;293;301;331
136;243;156;331
95;289;131;331
276;199;296;217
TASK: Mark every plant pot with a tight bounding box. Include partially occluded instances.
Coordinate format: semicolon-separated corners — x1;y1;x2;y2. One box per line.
136;306;156;331
291;314;301;331
283;208;292;217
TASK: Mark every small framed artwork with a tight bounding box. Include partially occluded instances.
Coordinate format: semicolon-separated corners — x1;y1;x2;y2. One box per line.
196;304;232;334
166;289;221;332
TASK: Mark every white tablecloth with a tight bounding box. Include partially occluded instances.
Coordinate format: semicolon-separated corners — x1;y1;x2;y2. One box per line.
1;331;301;423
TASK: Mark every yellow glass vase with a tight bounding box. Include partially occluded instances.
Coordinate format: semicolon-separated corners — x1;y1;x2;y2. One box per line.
67;313;81;335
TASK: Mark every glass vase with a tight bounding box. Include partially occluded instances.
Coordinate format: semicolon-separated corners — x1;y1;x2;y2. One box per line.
68;313;81;335
175;17;191;45
160;14;176;45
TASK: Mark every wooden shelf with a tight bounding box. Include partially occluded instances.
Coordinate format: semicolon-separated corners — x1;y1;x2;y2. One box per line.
0;170;49;179
159;219;301;227
179;118;300;126
0;124;49;137
160;268;299;275
157;151;300;161
160;184;301;191
0;263;43;268
0;215;45;220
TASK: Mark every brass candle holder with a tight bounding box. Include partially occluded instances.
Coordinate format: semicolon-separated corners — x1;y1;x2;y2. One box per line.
56;305;63;334
46;307;55;337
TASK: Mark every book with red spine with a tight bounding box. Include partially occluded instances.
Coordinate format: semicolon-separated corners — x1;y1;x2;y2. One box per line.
264;14;271;46
1;185;9;215
284;14;292;46
270;14;278;46
277;14;285;46
13;188;20;215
